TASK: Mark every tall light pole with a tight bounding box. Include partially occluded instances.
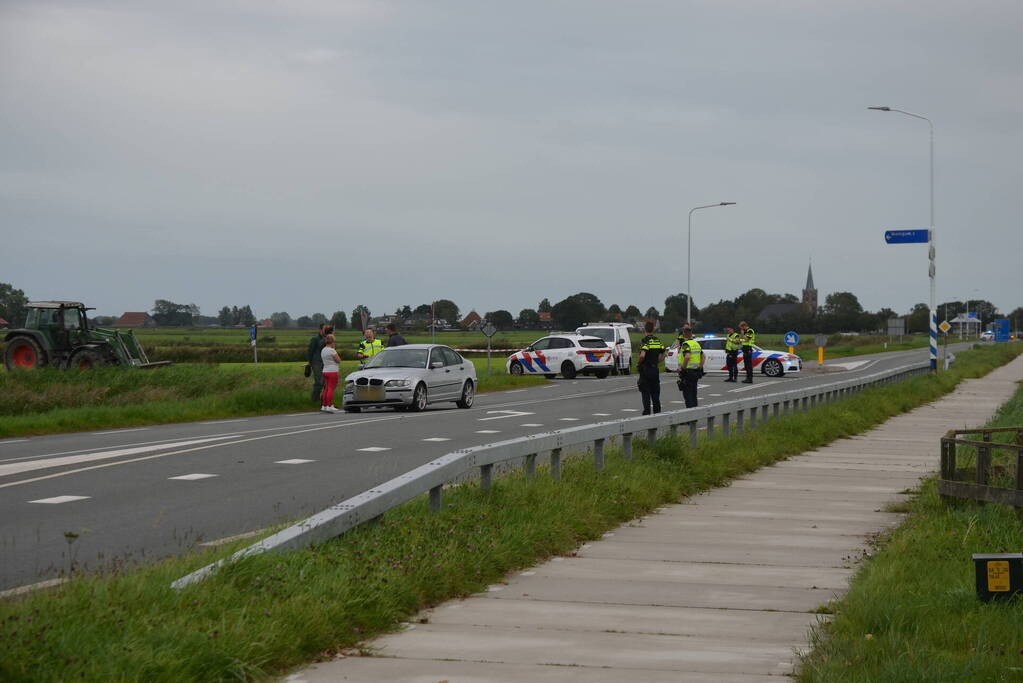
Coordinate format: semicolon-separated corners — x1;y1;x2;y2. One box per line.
868;106;936;371
687;202;737;326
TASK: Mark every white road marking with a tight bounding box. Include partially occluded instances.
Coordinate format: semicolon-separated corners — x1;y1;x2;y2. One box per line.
504;390;527;394
91;428;148;435
422;437;451;442
199;528;268;547
487;585;505;592
728;384;761;393
0;577;67;599
358;446;390;452
710;393;722;397
592;413;612;416
199;419;249;425
670;401;684;404
520;423;543;427
478;410;535;422
169;473;217;481
621;408;639;412
275;459;315;465
0;435;240;478
475;430;501;434
559;417;580;421
0;439;29;445
282;413;311;417
520;570;536;577
541;384;557;388
29;495;90;504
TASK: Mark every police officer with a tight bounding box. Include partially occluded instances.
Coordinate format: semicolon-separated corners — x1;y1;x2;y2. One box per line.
635;321;665;415
739;320;756;384
357;327;384;363
677;326;704;407
724;326;741;382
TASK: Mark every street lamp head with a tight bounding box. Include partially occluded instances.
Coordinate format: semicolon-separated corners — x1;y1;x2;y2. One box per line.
867;106;891;111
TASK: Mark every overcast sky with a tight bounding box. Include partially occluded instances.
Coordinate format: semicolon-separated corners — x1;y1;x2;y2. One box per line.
3;0;1021;321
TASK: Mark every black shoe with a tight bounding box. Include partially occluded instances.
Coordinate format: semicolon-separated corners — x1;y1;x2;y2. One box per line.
641;410;651;415
743;378;753;384
724;378;736;382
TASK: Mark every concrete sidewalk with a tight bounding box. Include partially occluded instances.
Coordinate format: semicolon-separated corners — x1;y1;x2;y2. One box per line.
292;356;1023;682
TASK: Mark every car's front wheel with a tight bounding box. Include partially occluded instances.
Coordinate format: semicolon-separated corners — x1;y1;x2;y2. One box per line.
409;383;428;412
561;361;577;379
761;359;784;377
509;360;524;376
456;380;474;408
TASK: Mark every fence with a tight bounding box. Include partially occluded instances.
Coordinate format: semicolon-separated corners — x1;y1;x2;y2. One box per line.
172;359;931;589
939;427;1023;507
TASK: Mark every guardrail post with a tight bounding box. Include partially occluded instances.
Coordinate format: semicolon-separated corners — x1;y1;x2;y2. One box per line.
480;464;493;491
669;423;678;437
689;421;698;447
647;428;657;444
736;409;745;433
622;435;632;461
810;394;817;408
429;485;442;512
706;416;715;440
772;402;780;418
525;453;537;479
801;396;809;411
551;448;562;480
723;412;731;436
783;400;790;415
977;434;991;488
594;439;605;470
749;406;757;427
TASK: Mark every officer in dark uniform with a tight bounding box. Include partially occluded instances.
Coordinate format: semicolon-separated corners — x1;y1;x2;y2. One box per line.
739;320;756;384
677;326;705;408
636;321;665;415
724;326;741;382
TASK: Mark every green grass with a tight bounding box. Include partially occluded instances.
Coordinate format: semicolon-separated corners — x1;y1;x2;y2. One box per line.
1;344;1019;682
0;360;545;438
798;372;1023;682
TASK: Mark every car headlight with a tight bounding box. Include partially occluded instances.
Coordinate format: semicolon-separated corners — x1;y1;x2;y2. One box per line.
385;379;410;388
344;380;354;388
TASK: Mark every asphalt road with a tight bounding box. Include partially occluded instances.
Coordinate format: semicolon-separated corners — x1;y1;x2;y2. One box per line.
0;344;969;591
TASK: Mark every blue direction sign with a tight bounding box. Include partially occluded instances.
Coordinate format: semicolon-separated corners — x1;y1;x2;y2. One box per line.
993;319;1010;343
783;331;799;346
884;229;930;244
249;325;258;342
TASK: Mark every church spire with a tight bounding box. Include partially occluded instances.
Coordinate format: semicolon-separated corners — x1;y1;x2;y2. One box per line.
805;262;815;291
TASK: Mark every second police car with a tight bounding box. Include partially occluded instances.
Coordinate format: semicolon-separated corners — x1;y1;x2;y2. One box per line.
665;335;802;377
507;334;614;379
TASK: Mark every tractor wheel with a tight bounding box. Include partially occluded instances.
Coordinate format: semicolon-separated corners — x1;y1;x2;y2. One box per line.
70;348;106;370
4;337;45;370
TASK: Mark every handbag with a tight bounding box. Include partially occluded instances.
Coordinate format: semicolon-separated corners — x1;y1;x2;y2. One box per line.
303;363;311;378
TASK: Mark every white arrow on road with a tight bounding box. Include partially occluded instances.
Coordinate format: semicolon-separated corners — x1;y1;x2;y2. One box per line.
478;410;536;422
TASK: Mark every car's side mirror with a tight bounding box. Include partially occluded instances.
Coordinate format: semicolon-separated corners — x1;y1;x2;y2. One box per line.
526;346;534;352
430;361;444;369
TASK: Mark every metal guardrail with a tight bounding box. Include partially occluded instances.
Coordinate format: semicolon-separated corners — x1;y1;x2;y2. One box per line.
172;360;930;589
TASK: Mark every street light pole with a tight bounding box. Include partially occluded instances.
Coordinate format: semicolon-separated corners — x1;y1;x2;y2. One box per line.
869;106;936;370
687;202;737;326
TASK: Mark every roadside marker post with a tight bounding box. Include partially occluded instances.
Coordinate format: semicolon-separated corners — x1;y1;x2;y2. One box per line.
814;333;827;366
884;228;937;371
481;322;497;375
250;325;258;364
784;331;799;355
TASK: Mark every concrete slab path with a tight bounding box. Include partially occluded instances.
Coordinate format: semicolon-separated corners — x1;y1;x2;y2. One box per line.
292;355;1023;682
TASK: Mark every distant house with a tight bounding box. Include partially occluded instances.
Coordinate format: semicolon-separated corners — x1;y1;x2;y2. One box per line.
114;312;155;328
460;310;483;330
259;318;273;328
538;311;554;330
644;317;661;333
757;303;802;322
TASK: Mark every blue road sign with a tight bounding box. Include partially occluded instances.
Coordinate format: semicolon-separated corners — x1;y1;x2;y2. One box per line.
993;319;1010;343
249;325;258;341
884;229;930;244
784;331;799;346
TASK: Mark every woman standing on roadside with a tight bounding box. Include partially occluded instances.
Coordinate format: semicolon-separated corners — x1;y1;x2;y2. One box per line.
320;334;342;413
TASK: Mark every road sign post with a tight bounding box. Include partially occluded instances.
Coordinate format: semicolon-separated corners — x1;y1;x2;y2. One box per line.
481;322;497;374
784;331;799;354
250;325;258;364
884;229;936;372
814;333;826;367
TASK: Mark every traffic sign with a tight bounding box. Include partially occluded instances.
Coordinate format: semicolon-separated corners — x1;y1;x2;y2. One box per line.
884;229;930;244
481;322;497;338
783;331;799;346
814;334;827;348
939;320;951;334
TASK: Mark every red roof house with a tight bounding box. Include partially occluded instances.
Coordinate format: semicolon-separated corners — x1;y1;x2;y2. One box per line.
114;312;155;328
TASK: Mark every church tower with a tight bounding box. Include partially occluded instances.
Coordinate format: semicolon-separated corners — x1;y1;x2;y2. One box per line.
802;262;818;315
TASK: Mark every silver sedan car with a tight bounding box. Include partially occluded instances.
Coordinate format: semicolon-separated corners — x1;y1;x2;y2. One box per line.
342;344;477;413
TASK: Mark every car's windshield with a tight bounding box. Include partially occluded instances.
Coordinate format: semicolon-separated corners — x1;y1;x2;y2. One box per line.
364;348;428;369
579;339;608;348
582;328;615;342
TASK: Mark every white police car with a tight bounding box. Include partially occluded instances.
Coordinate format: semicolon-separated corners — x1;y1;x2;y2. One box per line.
665;336;802;377
507;334;614;379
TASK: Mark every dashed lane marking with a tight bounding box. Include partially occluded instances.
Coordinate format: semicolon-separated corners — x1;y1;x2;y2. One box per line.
199;419;249;425
476;430;500;434
422;437;451;442
621;408;639;412
275;459;315;465
478;410;535;422
0;439;28;445
559;417;580;421
91;428;148;436
520;423;543;427
29;495;90;504
592;413;612;416
169;473;218;481
358;446;391;452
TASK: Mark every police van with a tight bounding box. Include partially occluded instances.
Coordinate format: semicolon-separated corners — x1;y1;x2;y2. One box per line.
576;323;634;375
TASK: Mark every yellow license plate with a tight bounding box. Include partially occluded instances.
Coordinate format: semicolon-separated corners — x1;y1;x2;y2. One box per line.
355;386;385;401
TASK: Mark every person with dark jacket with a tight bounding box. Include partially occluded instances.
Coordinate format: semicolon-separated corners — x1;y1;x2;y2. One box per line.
307;323;332;402
635;321;665;415
386;322;408;347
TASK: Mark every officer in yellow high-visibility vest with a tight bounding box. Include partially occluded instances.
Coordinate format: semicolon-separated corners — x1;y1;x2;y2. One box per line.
357;327;384;363
739;321;756;384
724;326;741;382
677;326;705;408
636;321;665;415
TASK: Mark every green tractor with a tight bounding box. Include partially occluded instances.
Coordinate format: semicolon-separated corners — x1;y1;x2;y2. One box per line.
3;301;171;371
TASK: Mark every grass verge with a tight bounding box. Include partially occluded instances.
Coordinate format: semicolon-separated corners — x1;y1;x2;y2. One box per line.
0;359;546;438
798;370;1023;681
1;344;1019;682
